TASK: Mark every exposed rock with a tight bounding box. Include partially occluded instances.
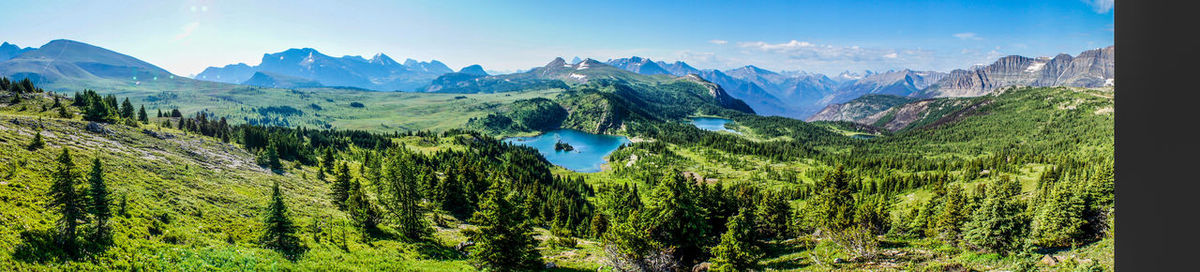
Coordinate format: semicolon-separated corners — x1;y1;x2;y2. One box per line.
544;262;557;269
86;122;110;134
922;46;1114;98
691;262;712;272
1041;255;1059;266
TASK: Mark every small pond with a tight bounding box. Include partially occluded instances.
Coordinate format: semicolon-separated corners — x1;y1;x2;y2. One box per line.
690;117;740;134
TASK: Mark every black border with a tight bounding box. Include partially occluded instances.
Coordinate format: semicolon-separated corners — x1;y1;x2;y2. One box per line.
1115;0;1200;270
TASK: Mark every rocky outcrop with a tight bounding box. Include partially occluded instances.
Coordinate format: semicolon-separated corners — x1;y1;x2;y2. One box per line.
922;46;1114;97
806;94;916;122
684;74;756;114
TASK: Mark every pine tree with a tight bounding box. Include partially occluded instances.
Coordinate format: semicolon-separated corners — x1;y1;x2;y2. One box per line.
755;191;791;239
383;152;429;241
812;166;855;232
261;181;304;259
156;109;163;118
258;140;282;170
57;104;71;119
86;158;112;243
27;131;45;151
330;162;352;210
137;105;148;124
935;184;969;244
346;178;380;238
83;95;113;122
437;170;468;218
470;180;542;271
963;176;1027;254
119;98;134;119
320;148;335;175
48;148;84;254
1029;180;1087;247
711;209;759;272
645;171;708;266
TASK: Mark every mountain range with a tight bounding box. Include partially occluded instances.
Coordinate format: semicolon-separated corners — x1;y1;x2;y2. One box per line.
600;45;1112;119
195;48;455;91
0;39;1113;121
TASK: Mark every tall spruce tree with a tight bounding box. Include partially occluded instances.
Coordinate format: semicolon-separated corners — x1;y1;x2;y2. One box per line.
346;178;380;238
711;209;759;272
330;162;352;210
86;158;112;243
261;181;304;259
48;148;84;254
645;171;708;266
963;176;1027;254
137;105;148;124
119;98;134;119
812;166;855;232
470;180;542;271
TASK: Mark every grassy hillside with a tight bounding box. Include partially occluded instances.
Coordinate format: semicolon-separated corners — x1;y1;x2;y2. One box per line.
1;78;1113;271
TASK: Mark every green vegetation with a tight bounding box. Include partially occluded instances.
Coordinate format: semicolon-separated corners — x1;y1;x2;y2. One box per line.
1;75;1112;271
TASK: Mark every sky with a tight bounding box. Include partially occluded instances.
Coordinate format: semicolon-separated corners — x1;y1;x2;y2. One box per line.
0;0;1114;77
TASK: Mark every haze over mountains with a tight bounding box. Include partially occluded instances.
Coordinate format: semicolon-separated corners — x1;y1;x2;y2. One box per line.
0;39;180;85
196;48;454;91
0;39;1113;120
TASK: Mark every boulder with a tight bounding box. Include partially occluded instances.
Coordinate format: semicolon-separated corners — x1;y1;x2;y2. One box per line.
86;122;110;134
544;262;557;269
691;262;712;272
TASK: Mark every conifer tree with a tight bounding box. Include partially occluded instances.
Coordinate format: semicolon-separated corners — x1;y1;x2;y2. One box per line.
755;191;791;239
320;148;335;175
1029;180;1087;247
57;104;71;119
119;98;134;119
261;181;304;259
645;171;708;266
963;176;1027;253
330;162;352;210
935;184;969;244
383;152;429;241
436;170;468;218
258;140;282;170
711;209;759;272
156;109;162;118
470;180;542;271
27;131;45;151
812;166;855;232
86;158;112;243
346;178;380;238
137;105;148;124
48;148;84;254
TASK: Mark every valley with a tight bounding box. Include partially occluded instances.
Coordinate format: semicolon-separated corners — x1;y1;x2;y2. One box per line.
0;38;1114;271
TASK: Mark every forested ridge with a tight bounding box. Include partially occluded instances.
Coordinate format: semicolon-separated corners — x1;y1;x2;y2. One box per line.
0;77;1112;271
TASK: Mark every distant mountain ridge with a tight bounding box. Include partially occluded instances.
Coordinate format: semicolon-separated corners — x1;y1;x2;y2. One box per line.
604;46;1111;119
0;39;179;85
196;48;455;91
0;42;34;61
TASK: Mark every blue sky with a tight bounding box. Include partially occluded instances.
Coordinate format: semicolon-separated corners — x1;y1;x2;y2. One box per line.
0;0;1113;76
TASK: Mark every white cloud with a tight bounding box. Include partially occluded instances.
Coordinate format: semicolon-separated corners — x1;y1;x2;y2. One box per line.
1082;0;1114;14
173;22;200;41
736;40;916;63
708;39;728;45
953;32;982;40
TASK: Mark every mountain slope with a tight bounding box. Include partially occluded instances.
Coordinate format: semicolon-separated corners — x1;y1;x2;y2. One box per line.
0;39;177;84
806;94;917;122
241;71;324;89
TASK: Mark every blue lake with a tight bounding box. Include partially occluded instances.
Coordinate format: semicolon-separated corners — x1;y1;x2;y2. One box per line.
503;129;630;173
690;117;740;134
